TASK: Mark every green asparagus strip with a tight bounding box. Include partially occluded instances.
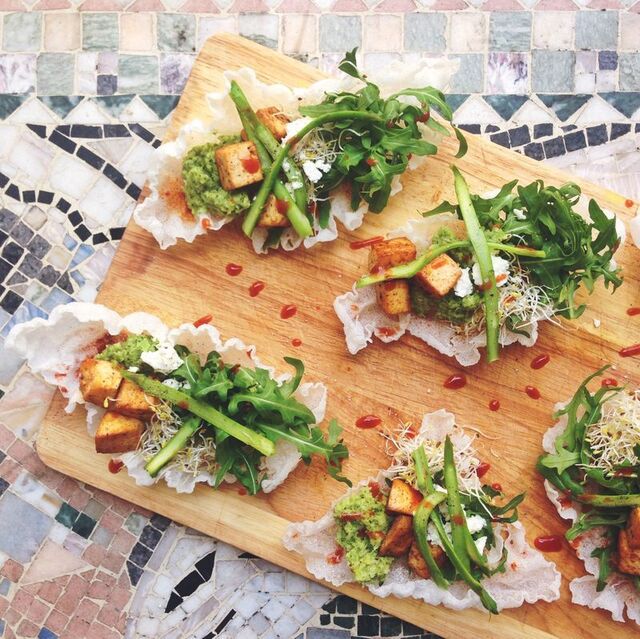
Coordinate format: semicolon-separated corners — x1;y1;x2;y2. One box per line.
238;109;313;238
122;372;275;457
229;80;308;212
413;493;450;589
443;436;471;572
242;110;384;238
145;416;201;477
452;166;500;363
576;493;640;508
355;241;546;288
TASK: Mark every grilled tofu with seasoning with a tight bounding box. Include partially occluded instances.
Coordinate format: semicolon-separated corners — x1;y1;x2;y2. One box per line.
79;358;123;407
259;193;291;228
407;540;447;579
215;140;263;191
415;253;462;298
386;479;423;516
112;379;159;420
369;238;417;316
95;411;145;454
379;514;414;557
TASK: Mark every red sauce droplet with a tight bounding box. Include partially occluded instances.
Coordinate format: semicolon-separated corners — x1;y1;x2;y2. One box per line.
476;462;491;478
366;157;377;166
614;467;636;477
291;338;302;347
406;426;417;439
280;304;297;319
108;459;124;474
275;199;289;215
620;343;640;358
627;307;640;316
417;112;430;123
491;482;502;492
238;487;247;496
193;313;213;328
451;514;464;525
531;354;550;369
558;494;573;508
525;385;541;399
444;374;466;390
534;535;564;552
356;414;382;429
377;326;397;337
249;281;265;297
327;546;345;564
625;199;635;208
201;218;211;229
601;377;618;387
241;157;261;174
349;235;384;250
489;399;500;411
477;280;493;292
225;263;242;276
368;481;381;498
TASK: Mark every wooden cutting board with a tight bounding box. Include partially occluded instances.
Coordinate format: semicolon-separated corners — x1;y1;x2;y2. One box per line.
37;34;640;639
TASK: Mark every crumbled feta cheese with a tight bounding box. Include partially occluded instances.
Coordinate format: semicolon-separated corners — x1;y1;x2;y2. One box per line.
127;366;139;373
140;344;183;374
162;378;190;390
283;116;312;144
513;208;526;220
474;536;488;555
301;159;331;184
472;255;510;287
454;267;474;298
466;514;487;534
426;521;452;548
593;318;601;328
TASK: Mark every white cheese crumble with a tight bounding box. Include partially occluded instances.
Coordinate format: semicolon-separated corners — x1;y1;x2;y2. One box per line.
475;536;488;555
466;514;487;534
282;116;312;144
301;159;332;184
593;318;601;328
140;344;183;374
454;267;474;298
127;366;139;373
513;208;526;220
472;255;510;287
162;378;190;390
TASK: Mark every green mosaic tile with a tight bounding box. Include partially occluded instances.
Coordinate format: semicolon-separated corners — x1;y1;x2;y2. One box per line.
55;503;80;528
0;95;29;120
72;513;97;539
538;94;590;122
82;14;119;52
445;94;469;113
531;51;575;93
449;54;484;94
575;11;618;50
118;56;159;94
619;54;640;92
92;94;135;117
483;95;528;121
403;13;446;53
3;13;42;53
600;92;640;118
140;95;180;119
157;14;196;53
489;12;531;52
39;96;83;119
37;53;74;96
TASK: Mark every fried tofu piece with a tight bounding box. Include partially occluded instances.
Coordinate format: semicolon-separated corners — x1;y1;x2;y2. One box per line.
407;541;447;579
78;358;123;407
368;237;417;273
386;479;423;516
95;411;144;454
258;193;291;228
627;507;640;549
112;379;159;420
415;253;462;298
379;515;414;557
617;529;640;576
377;280;411;316
257;107;290;141
215;140;263;191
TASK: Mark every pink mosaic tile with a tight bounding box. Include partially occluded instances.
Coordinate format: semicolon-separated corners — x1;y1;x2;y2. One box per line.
0;423;16;449
17;619;39;638
88;621;121;639
180;0;221;11
25;598;49;624
1;559;24;582
229;0;270;11
38;581;64;604
7;438;33;463
10;589;33;615
331;0;367;8
44;609;69;634
374;0;415;10
276;0;317;12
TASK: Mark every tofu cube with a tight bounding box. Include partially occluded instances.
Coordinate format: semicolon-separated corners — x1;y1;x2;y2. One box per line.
95;411;144;454
215;141;263;191
386;479;423;516
407;541;447;579
368;237;417;273
377;280;411;316
414;253;462;298
112;379;159;420
617;529;640;576
628;507;640;549
257;107;290;141
78;358;123;407
258;194;291;228
379;514;414;557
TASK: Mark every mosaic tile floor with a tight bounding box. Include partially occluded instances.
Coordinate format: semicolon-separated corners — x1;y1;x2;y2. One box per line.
0;9;639;639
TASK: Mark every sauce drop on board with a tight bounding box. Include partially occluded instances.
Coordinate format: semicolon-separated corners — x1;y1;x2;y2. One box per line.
530;354;550;369
491;482;502;492
356;414;382;429
327;546;345;564
291;338;302;347
525;385;541;399
349;236;384;250
225;263;243;276
489;399;500;411
238;487;247;496
444;374;466;389
627;307;640;316
249;281;265;297
193;313;213;328
534;535;564;552
620;343;640;358
476;462;491;478
280;304;297;319
625;199;635;208
601;377;618;387
108;459;124;474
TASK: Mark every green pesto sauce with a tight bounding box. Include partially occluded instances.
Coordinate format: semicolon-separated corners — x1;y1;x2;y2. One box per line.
182;136;251;217
410;281;482;325
431;226;471;265
96;334;158;369
334;487;393;584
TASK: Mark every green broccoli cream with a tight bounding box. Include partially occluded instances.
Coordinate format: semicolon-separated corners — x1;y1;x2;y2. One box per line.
182;136;251;217
410;281;482;325
333;487;393;584
96;334;158;369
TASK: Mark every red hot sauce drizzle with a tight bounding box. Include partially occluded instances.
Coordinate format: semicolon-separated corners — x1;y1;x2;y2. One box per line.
280;304;297;319
525;385;541;400
241;157;260;174
476;462;491;478
627;307;640;316
444;374;466;390
601;377;618;387
349;236;384;250
108;459;124;474
193;314;213;328
225;263;243;276
249;281;265;297
291;338;302;347
530;354;550;369
489;399;500;412
620;343;640;358
491;482;502;492
534;535;564;552
356;414;382;429
327;546;345;564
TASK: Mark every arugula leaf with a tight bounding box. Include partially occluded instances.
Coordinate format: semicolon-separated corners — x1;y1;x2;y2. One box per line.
538;449;581;474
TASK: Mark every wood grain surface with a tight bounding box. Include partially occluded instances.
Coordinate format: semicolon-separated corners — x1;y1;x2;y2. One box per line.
37;34;640;639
